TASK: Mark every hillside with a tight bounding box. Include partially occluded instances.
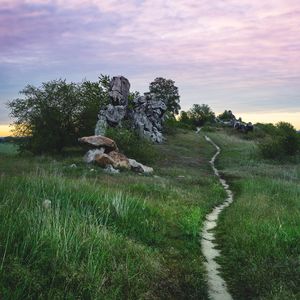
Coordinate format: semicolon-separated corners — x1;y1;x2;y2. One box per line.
0;129;299;299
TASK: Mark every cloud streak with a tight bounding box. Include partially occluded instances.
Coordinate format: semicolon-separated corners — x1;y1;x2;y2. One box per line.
0;0;299;127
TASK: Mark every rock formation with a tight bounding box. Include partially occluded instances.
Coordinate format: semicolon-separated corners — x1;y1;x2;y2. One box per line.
95;75;167;143
132;94;167;143
79;135;153;174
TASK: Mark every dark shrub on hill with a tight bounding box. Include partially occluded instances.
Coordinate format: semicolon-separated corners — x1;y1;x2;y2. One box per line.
106;127;158;164
259;122;299;159
7;76;110;154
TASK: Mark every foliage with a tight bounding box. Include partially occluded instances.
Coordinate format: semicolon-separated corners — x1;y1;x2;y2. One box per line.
258;122;299;159
8;77;109;154
187;104;215;126
218;110;235;121
149;77;181;115
178;111;195;129
106;127;158;164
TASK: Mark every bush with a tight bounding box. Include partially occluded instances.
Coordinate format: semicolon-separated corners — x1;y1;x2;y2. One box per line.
8;76;110;154
106;127;159;164
258;122;299;159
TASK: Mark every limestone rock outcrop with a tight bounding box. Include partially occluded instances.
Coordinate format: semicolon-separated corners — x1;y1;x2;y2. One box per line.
95;76;167;143
79;135;118;152
79;135;153;173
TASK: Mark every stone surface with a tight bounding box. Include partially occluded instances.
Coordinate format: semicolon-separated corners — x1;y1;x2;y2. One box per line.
128;158;154;173
109;76;130;106
95;110;107;136
132;94;167;143
105;104;126;126
104;165;120;174
78;135;118;152
94;153;116;167
108;151;130;169
84;148;105;163
95;76;167;143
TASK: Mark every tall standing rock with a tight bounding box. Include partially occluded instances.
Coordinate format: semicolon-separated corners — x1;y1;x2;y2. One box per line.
95;76;130;135
95;75;167;143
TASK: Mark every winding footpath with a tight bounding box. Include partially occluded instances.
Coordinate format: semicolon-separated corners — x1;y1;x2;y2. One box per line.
201;135;234;300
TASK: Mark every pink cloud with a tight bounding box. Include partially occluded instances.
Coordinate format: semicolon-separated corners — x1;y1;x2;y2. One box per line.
0;0;299;124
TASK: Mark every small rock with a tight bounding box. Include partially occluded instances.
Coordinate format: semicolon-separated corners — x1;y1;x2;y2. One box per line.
42;199;51;209
84;148;105;163
129;158;154;173
104;165;120;174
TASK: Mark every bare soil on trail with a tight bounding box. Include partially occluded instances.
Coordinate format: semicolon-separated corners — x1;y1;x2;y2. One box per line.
201;136;233;300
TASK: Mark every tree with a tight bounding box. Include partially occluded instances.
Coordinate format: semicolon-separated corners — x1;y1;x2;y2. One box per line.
8;78;108;153
188;104;215;126
259;122;299;159
149;77;181;115
218;110;236;121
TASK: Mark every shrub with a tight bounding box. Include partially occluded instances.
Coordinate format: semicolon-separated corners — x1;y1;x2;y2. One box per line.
7;76;110;154
258;122;299;159
106;127;158;164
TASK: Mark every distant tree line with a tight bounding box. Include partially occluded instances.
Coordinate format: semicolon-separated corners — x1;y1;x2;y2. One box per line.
7;75;299;160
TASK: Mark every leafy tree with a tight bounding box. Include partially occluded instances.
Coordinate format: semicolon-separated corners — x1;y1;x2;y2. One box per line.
188;104;215;126
149;77;181;115
8;78;108;153
178;110;194;129
218;110;236;121
259;122;299;159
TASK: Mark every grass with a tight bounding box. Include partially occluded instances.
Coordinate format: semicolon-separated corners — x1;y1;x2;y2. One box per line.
0;132;226;299
2;129;299;299
207;131;300;300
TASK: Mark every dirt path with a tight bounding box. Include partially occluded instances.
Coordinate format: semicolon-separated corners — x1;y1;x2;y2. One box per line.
201;136;233;300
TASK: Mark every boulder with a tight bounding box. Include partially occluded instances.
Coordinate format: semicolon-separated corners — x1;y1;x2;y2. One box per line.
109;76;130;106
94;153;116;167
105;104;126;126
128;158;154;174
95;76;167;143
108;151;131;169
78;135;118;152
84;148;105;163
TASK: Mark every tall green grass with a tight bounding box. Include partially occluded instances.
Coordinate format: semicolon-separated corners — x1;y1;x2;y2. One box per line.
0;130;226;299
0;175;163;299
209;132;300;299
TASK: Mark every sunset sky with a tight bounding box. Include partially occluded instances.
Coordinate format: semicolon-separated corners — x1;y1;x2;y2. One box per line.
0;0;300;136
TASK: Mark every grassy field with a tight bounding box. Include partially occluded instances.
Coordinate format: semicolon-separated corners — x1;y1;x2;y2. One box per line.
0;131;226;299
1;129;299;299
207;130;300;300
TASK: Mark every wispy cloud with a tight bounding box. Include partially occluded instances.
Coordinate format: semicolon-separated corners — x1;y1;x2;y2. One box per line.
0;0;299;126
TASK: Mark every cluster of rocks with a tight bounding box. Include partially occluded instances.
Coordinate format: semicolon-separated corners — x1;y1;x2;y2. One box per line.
78;135;153;174
216;110;254;133
95;76;167;143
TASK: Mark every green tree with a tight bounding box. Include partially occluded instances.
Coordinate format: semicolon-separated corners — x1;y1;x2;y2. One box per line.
259;122;299;159
188;104;215;126
218;110;236;121
8;78;107;153
149;77;181;115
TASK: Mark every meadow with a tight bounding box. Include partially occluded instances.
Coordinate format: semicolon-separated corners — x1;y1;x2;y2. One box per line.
0;131;225;299
0;129;299;299
208;130;300;300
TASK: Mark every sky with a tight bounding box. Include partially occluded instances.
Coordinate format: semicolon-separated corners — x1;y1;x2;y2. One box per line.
0;0;300;135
